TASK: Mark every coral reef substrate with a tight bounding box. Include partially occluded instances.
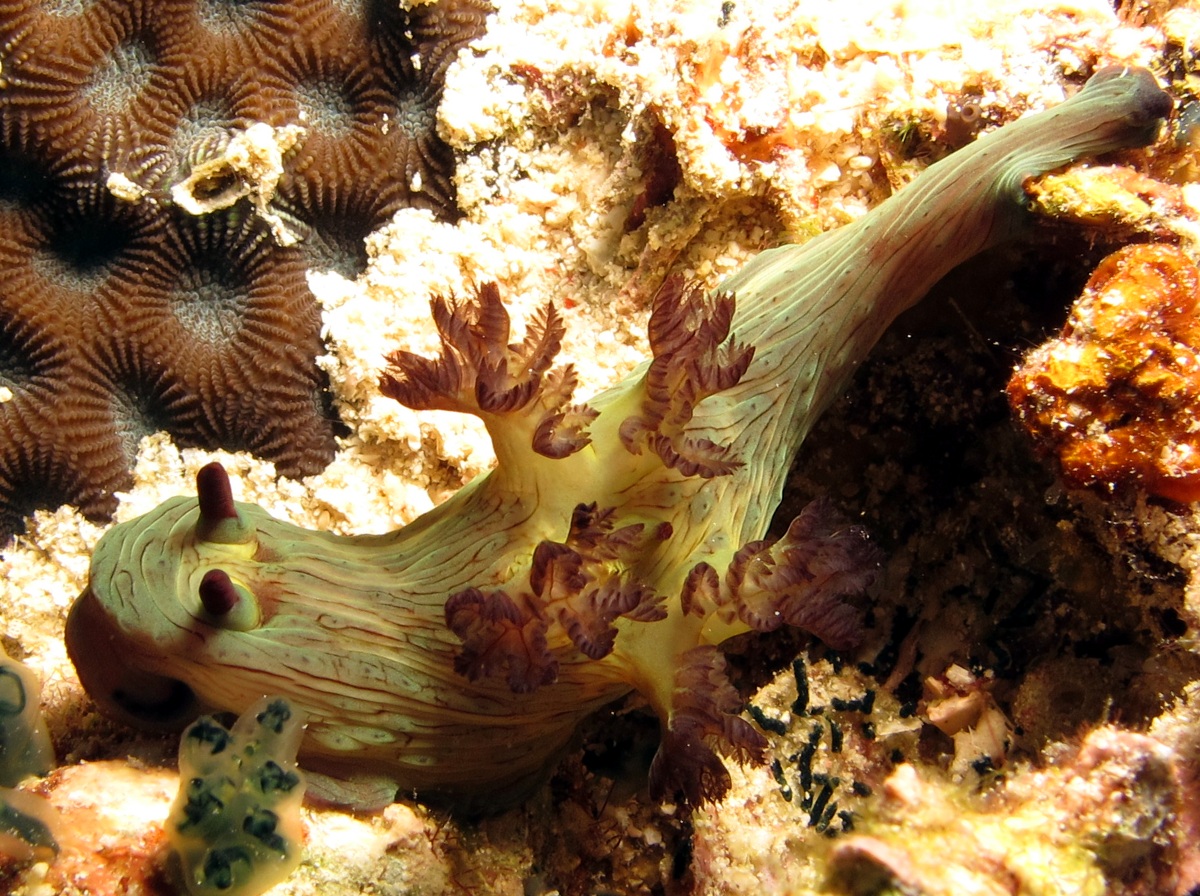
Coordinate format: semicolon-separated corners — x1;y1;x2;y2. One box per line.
4;0;1200;894
66;64;1171;816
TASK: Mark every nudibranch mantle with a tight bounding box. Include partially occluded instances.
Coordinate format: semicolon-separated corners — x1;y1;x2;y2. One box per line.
66;68;1172;810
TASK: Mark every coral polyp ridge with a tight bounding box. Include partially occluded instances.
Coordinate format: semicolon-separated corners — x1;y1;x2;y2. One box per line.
65;68;1175;810
0;0;493;540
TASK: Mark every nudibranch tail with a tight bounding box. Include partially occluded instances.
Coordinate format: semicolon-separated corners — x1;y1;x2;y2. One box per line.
697;66;1172;546
66;67;1173;811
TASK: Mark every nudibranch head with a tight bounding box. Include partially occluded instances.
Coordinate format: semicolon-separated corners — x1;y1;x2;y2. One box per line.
65;467;254;731
66;463;312;734
63;462;335;722
65;459;654;807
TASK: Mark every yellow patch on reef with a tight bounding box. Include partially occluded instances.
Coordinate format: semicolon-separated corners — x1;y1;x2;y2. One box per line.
1027;166;1191;241
827;728;1176;896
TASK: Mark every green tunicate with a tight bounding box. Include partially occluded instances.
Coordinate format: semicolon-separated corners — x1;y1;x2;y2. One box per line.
0;795;58;857
0;648;54;788
168;696;306;896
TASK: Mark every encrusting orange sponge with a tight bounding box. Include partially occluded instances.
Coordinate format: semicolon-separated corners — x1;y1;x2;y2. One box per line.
1008;243;1200;503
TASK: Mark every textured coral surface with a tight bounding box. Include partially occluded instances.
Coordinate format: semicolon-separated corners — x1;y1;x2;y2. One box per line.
0;0;489;539
3;1;1200;895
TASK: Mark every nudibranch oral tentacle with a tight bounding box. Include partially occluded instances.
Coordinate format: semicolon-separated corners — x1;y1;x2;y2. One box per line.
66;68;1172;810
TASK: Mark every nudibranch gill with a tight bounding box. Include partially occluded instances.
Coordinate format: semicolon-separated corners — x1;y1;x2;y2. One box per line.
66;68;1172;811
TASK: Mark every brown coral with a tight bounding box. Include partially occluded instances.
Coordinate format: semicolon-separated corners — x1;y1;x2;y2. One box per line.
0;0;492;539
1008;243;1200;502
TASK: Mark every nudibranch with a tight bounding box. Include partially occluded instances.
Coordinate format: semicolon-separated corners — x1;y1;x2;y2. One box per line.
66;68;1172;811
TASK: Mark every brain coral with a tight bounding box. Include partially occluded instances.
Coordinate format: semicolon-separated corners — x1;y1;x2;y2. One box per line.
0;0;491;540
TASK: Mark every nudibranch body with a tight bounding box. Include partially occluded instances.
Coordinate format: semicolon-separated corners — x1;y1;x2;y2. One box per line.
66;68;1172;810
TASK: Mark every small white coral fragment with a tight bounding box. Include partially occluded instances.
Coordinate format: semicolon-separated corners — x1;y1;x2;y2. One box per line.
105;171;150;203
924;665;1013;777
170;123;306;246
168;696;306;896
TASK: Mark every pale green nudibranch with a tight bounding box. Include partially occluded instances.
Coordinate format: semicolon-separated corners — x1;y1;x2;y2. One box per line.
66;67;1172;811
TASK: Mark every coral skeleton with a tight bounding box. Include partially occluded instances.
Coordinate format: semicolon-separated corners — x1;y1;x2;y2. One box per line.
66;68;1172;810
